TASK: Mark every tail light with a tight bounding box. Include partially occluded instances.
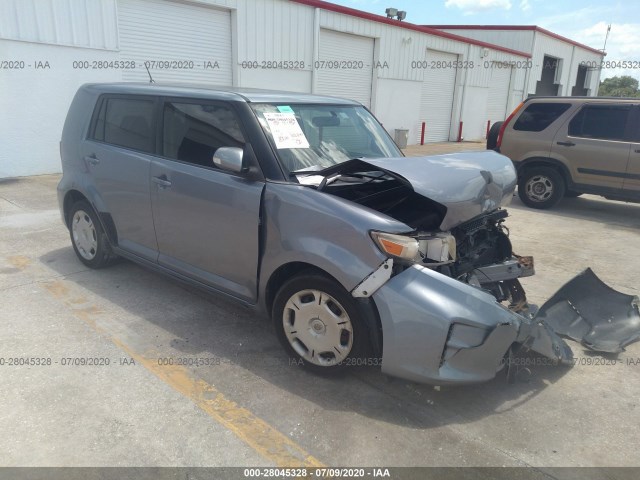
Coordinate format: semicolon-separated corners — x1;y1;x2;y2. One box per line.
497;101;525;149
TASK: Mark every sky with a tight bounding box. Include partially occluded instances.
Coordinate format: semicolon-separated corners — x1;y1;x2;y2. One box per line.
330;0;640;83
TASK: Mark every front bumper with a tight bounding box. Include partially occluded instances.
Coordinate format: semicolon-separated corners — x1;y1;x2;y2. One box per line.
372;264;566;385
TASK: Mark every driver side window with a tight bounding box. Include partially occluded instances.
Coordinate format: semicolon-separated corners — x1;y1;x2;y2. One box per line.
162;101;245;168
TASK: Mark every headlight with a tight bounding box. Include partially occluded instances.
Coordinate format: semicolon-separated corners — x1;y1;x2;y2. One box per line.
370;231;419;261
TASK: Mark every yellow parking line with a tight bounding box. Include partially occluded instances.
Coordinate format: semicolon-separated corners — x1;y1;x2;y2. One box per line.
43;278;324;468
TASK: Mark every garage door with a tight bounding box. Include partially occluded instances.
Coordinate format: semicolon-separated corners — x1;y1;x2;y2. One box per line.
420;50;458;142
118;0;232;85
487;66;512;124
316;30;374;107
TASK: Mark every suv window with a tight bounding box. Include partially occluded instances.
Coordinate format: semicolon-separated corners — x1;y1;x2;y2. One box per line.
162;101;245;168
568;104;631;141
513;103;571;132
91;97;155;153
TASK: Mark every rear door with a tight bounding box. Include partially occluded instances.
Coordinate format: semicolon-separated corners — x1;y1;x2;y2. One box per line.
149;98;264;302
84;95;159;261
551;103;632;191
622;105;640;195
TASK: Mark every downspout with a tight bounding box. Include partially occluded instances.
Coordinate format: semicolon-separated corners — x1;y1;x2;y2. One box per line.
566;45;576;95
311;8;320;94
455;43;471;141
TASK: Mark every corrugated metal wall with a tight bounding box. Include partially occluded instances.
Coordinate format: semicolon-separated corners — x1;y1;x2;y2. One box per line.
118;0;233;84
439;29;535;55
0;0;119;50
235;0;314;68
1;0;548;177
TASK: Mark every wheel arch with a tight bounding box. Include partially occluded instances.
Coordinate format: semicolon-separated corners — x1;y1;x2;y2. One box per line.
264;261;383;357
63;189;118;245
516;157;574;189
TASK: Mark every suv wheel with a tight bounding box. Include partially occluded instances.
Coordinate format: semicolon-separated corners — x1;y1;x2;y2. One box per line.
69;200;117;268
272;273;367;374
518;166;566;209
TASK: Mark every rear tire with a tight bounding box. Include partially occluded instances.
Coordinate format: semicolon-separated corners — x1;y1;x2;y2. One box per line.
486;121;503;150
272;273;368;374
517;166;566;209
68;200;117;269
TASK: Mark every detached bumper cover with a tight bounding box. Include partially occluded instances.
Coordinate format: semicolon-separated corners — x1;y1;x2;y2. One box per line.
535;268;640;353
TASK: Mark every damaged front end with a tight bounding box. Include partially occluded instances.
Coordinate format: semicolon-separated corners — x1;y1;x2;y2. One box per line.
297;153;640;383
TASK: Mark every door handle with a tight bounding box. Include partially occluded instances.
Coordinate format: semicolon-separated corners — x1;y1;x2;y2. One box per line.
84;154;100;166
152;175;172;188
556;141;576;147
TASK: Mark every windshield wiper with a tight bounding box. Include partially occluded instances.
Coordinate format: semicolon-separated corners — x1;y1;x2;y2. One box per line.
288;166;323;177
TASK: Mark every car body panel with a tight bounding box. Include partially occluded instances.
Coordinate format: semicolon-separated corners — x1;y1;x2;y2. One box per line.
499;102;578;163
550;103;632;190
372;264;523;384
150;157;264;302
84;141;159;261
622;108;640;193
363;152;517;230
257;181;410;305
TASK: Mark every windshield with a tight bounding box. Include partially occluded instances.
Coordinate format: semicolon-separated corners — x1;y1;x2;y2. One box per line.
251;103;402;174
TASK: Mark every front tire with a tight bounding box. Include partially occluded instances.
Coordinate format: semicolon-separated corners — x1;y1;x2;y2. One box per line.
69;200;117;269
518;166;566;209
272;273;367;374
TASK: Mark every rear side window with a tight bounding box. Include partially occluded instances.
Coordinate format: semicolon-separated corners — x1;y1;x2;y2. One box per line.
513;103;571;132
162;101;245;168
568;104;631;141
91;97;155;153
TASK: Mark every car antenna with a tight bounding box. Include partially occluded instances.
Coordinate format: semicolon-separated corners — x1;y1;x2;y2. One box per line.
145;64;155;84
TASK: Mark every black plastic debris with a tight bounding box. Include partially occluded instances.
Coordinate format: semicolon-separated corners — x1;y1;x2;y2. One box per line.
535;268;640;353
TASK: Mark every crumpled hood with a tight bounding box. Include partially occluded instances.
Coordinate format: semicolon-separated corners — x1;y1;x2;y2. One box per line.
363;151;517;230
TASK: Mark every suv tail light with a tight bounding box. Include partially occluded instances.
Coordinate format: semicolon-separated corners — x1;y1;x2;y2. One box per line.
497;101;525;149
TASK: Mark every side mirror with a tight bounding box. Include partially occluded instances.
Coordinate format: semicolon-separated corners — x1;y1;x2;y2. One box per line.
212;147;246;174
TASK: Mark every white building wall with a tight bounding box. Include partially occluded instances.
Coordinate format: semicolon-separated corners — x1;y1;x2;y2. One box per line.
0;0;119;49
0;0;236;177
314;7;526;142
0;40;121;178
0;0;531;177
438;29;535;54
0;0;121;177
529;32;603;96
528;31;574;96
437;28;604;99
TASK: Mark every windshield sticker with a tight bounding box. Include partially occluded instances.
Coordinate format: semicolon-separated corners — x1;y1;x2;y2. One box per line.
277;105;295;113
263;112;310;149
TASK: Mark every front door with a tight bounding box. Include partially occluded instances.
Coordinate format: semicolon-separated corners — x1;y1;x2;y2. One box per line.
150;99;264;302
551;103;632;191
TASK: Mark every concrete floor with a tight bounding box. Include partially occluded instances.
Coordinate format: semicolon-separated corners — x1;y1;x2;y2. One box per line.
1;150;640;468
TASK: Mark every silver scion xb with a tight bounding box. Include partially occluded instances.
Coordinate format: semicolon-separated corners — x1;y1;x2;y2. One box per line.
58;83;640;384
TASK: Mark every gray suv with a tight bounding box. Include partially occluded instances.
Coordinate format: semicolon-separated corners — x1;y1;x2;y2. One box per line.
58;83;637;385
